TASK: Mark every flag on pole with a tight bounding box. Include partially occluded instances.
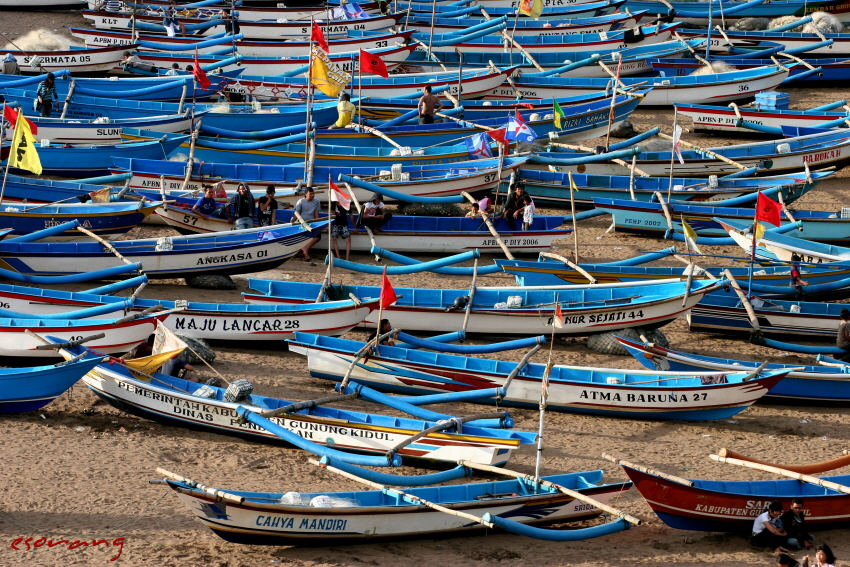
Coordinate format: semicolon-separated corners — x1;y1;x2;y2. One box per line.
553;303;564;328
192;48;211;90
505;110;536;144
311;21;329;53
341;3;369;19
487;127;508;147
567;170;579;192
8;111;42;175
518;0;543;19
3;104;37;135
310;46;351;98
329;179;351;210
754;222;765;240
680;216;703;255
755;192;782;226
380;266;398;309
672;124;685;165
359;48;388;79
553;99;564;129
464;132;494;159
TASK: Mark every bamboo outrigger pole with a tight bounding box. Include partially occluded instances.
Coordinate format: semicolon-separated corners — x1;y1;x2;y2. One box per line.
710;454;850;496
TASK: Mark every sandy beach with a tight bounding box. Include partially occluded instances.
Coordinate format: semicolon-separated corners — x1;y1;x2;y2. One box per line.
2;9;850;567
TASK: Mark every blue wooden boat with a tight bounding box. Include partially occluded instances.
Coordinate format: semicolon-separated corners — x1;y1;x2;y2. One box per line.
0;87;339;132
410;7;636;32
623;0;848;23
0;356;107;413
512;169;828;206
4;111;201;144
288;333;790;419
243;278;722;335
0;135;189;176
719;217;850;264
688;293;850;339
676;100;850;136
114;156;526;202
679;28;850;56
593;197;850;243
533;126;850;176
0;220;326;278
0;201;159;240
0;173;125;206
648;57;848;85
616;336;850;405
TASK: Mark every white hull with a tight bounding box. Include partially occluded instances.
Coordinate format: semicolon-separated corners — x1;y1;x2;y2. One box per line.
83;368;521;465
431;18;632;36
458;29;673;54
677;106;842;134
9;114;194;144
0;46;127;74
0;317;160;358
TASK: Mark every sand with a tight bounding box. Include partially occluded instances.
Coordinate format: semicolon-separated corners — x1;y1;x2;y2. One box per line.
2;9;850;567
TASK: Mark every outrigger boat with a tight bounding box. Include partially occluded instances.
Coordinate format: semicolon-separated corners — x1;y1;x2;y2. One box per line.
0;45;129;74
0;201;159;241
0;356;108;413
676;101;850;135
244;278;723;335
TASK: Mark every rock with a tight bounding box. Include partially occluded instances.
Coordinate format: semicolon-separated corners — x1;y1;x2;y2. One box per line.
398;202;465;217
609;120;638;138
185;274;236;290
175;334;216;364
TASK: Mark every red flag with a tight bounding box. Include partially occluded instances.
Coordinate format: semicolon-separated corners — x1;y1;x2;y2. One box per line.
192;49;211;90
553;303;564;328
359;48;388;79
329;179;351;210
3;104;37;135
379;266;397;309
755;192;782;227
312;21;329;53
515;102;535;110
487;128;508;147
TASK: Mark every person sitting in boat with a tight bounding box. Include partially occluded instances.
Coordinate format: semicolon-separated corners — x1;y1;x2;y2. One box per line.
502;182;530;231
752;501;790;553
375;319;397;346
1;53;20;75
328;93;356;129
782;498;814;551
192;185;220;218
465;203;483;218
417;85;443;125
477;191;494;216
803;543;837;567
227;182;256;230
330;199;352;261
36;72;57;118
521;194;535;231
163;1;188;37
360;193;392;233
165;63;181;76
836;309;850;362
294;187;321;263
162;354;196;381
257;185;279;227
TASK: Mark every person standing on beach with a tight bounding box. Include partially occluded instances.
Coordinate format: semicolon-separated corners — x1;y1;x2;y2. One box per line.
836;309;850;361
36;72;57;117
294;187;321;262
417;85;443;124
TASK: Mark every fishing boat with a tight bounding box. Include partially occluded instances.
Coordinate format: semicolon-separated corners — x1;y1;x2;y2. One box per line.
116;156;525;202
155;206;573;254
0;201;159;241
61;346;536;466
676;101;850;135
678;27;850;56
288;333;790;419
3;112;199;144
157;465;633;544
0;0;85;7
0;173;130;206
0;356;108;413
625;0;850;24
513;169;826;206
0;135;190;176
719;217;850;263
72;27;416;57
618;461;850;533
533;127;850;176
649;57;844;86
244;278;723;335
416;10;640;35
0;45;129;74
616;336;850;404
0;221;326;278
592;198;850;243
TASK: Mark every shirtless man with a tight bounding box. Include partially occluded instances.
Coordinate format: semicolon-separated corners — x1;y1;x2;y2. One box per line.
417;85;444;124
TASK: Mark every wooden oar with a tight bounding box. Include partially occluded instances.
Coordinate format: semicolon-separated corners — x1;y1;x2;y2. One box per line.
156;468;245;504
657;132;748;170
597;61;647;98
459;460;642;525
717;448;850;475
461;190;514;259
539;251;596;284
709;454;850;495
722;269;761;333
76;225;137;268
309;458;495;528
349;121;404;150
602;453;694;486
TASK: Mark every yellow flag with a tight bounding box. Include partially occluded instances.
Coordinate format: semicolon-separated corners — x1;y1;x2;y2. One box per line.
9;111;42;175
125;351;183;381
568;170;579;192
548;165;561;173
518;0;543;19
754;221;765;240
89;187;111;203
681;216;703;255
310;45;351;98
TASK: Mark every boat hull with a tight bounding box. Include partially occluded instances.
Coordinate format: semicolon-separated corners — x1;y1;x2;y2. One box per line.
0;358;103;413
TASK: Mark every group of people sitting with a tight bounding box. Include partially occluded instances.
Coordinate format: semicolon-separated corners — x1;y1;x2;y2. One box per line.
752;500;837;567
466;182;536;231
